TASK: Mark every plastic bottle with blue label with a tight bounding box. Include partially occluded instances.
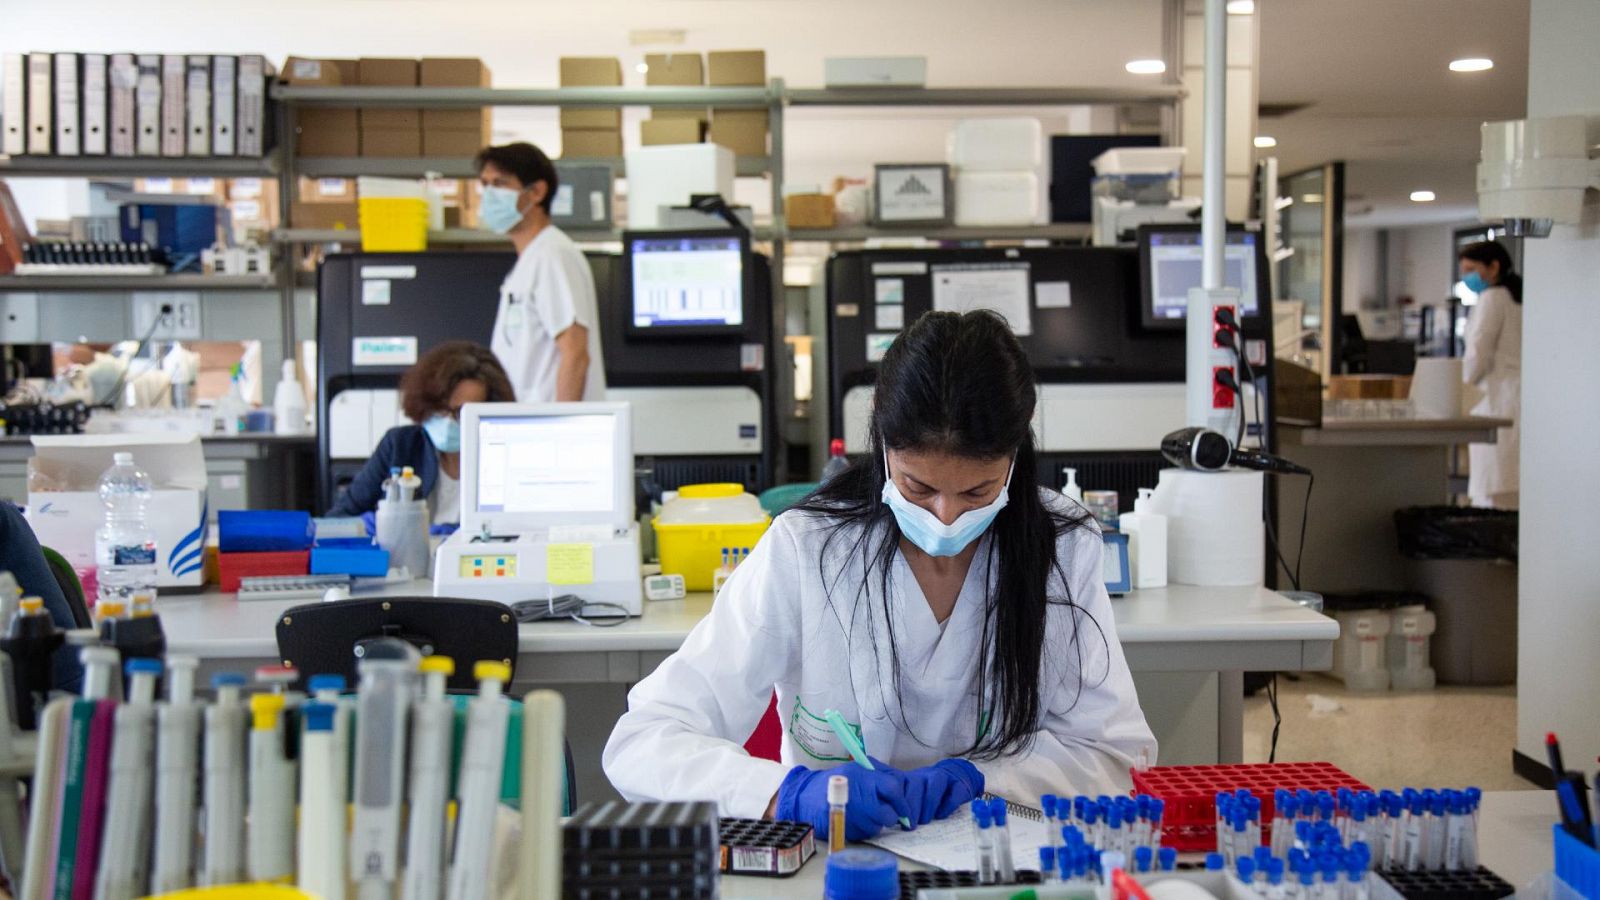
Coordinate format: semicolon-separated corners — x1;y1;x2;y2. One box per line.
95;451;159;605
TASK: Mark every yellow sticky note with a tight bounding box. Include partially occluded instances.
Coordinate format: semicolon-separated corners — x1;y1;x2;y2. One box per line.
546;543;595;586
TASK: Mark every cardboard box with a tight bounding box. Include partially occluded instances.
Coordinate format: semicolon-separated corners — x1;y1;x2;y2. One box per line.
423;120;490;158
25;434;209;589
290;201;360;231
784;193;836;229
299;176;355;203
645;53;704;85
707;50;765;86
708;109;768;156
559;57;622;130
420;57;491;140
561;128;623;158
284;59;359;156
280;57;348;86
359;58;419;156
642;118;703;146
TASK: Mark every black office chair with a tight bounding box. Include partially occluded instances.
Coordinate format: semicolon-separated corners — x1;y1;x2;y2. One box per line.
273;596;578;812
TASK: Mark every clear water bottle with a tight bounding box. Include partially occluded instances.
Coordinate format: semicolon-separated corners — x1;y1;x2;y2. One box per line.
820;438;850;483
94;451;158;606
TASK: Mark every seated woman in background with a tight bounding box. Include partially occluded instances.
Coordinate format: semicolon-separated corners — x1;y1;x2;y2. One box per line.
329;341;515;527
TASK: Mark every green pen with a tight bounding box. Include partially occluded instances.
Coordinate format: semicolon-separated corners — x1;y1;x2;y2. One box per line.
823;708;913;831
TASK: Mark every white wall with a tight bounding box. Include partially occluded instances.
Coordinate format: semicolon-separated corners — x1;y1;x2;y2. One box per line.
1516;0;1600;773
1385;223;1456;306
1342;227;1383;312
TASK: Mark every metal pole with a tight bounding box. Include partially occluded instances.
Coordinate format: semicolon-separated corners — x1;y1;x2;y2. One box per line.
1201;0;1227;289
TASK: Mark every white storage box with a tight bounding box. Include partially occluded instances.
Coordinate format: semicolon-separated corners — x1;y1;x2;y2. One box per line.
1090;146;1186;175
948;118;1043;172
623;144;736;229
25;433;209;589
824;56;927;88
954;171;1041;227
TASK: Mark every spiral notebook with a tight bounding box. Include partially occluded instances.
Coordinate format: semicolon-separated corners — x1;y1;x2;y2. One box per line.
864;795;1045;873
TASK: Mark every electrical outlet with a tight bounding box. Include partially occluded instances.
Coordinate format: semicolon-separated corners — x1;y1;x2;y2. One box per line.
131;292;202;340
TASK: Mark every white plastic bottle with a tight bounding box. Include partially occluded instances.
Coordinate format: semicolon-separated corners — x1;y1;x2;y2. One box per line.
1388;605;1437;691
1060;468;1084;506
1118;488;1168;589
95;452;159;606
273;359;308;436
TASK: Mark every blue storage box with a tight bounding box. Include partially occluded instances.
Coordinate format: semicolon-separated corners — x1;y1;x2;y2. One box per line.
217;510;315;553
310;544;390;577
1553;823;1600;898
119;202;222;265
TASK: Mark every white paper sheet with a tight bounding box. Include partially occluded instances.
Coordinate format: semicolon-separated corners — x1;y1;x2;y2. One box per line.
931;264;1032;336
865;798;1046;873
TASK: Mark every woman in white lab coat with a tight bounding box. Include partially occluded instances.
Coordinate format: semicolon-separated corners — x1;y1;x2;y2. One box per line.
1459;241;1523;509
604;311;1155;841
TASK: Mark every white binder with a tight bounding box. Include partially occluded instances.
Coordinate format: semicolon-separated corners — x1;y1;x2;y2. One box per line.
185;55;210;156
135;55;162;156
109;53;137;156
27;52;51;155
212;55;236;156
236;55;272;157
53;54;79;156
2;53;24;156
161;54;185;156
82;53;107;155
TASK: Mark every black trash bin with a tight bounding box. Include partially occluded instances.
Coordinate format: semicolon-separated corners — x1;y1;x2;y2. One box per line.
1393;507;1518;686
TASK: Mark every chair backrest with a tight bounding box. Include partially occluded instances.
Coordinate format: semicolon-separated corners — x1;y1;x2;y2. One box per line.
274;596;518;692
40;546;92;629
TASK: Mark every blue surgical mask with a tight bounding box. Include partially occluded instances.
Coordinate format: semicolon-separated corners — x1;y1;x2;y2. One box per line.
478;185;526;234
422;415;460;453
880;452;1015;557
1462;272;1489;294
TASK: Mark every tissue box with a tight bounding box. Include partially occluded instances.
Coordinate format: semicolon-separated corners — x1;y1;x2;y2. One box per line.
25;434;209;588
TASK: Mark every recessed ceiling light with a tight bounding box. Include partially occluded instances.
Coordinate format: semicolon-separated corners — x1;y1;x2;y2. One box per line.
1253;135;1278;149
1301;193;1324;204
635;62;650;74
1449;58;1494;72
1410;190;1437;202
1125;59;1167;75
1227;0;1255;13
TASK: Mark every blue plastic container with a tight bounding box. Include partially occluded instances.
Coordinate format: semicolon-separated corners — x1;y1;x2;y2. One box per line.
217;510;315;553
824;849;898;900
309;545;390;577
1553;824;1600;897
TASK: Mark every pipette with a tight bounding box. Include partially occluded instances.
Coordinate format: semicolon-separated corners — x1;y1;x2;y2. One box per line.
93;658;161;900
0;571;21;628
0;596;65;730
150;656;202;895
350;639;420;900
309;674;353;813
201;672;248;886
70;646;122;900
401;657;456;900
519;690;565;900
446;661;512;900
398;467;421;504
248;693;296;882
299;702;345;900
384;468;401;504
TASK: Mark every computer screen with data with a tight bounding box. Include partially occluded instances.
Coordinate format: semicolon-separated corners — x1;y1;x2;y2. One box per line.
474;413;618;515
627;231;748;335
1140;226;1266;329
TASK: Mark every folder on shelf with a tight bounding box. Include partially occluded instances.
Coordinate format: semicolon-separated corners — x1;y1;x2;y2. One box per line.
2;53;24;156
236;54;272;157
27;52;51;155
185;55;210;156
53;53;80;156
109;53;136;156
135;55;161;156
161;54;185;156
212;54;237;156
82;53;107;155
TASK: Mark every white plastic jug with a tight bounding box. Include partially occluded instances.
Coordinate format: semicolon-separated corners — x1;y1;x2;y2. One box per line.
1388;605;1438;691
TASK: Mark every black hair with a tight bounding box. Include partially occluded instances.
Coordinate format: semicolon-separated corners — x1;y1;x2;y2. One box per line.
1459;240;1523;304
790;310;1102;759
474;142;559;214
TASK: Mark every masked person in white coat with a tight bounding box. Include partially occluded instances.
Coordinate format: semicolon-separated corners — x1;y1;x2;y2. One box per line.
475;142;607;403
604;311;1156;841
1459;241;1523;509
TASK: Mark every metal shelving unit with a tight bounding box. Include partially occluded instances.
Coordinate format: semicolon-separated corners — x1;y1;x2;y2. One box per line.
293;155;773;179
0;155;280;178
787;223;1094;244
784;85;1185;107
0;273;279;291
271;85;774;109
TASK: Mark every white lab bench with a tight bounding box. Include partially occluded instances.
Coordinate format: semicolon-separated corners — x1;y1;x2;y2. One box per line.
155;581;1336;804
716;790;1556;897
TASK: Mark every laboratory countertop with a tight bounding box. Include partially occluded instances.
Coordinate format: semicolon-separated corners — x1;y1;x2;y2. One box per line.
156;581;1337;661
1281;416;1512;447
717;790;1556;898
0;432;317;446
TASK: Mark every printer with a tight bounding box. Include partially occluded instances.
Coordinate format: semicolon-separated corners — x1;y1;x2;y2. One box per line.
432;401;644;616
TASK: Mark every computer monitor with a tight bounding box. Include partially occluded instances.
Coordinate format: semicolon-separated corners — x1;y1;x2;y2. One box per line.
624;229;750;338
458;402;634;534
1138;224;1269;329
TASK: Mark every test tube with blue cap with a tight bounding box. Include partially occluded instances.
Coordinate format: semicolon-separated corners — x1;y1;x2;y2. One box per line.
1158;847;1177;872
1037;846;1055;884
1133;846;1152;873
970;799;996;884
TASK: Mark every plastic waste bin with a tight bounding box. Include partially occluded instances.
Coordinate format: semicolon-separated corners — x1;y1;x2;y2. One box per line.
1395;506;1518;686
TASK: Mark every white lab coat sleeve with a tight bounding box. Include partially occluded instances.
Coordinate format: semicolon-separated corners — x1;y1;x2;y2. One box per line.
531;242;595;339
1463;287;1506;387
974;526;1157;800
603;516;802;817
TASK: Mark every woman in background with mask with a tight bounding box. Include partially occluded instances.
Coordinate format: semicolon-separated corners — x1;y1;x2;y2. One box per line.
328;341;515;528
474;141;607;403
1458;241;1523;509
604;311;1155;841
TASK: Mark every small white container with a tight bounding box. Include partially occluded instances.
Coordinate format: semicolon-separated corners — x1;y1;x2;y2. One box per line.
1059;468;1083;506
1331;609;1392;692
953;171;1040;226
1118;488;1168;589
947;118;1043;172
1388;605;1438;691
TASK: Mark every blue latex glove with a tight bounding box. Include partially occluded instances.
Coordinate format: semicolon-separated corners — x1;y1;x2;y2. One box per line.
900;759;984;824
360;510;377;537
429;522;458;537
775;759;915;841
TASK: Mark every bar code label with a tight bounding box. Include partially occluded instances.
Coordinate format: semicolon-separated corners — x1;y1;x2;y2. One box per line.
733;847;775;872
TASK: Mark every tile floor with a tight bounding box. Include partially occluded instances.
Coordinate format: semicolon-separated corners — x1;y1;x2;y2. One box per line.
1241;672;1538;792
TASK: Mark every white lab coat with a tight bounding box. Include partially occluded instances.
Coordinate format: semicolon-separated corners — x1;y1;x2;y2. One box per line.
603;491;1157;818
1462;285;1522;507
